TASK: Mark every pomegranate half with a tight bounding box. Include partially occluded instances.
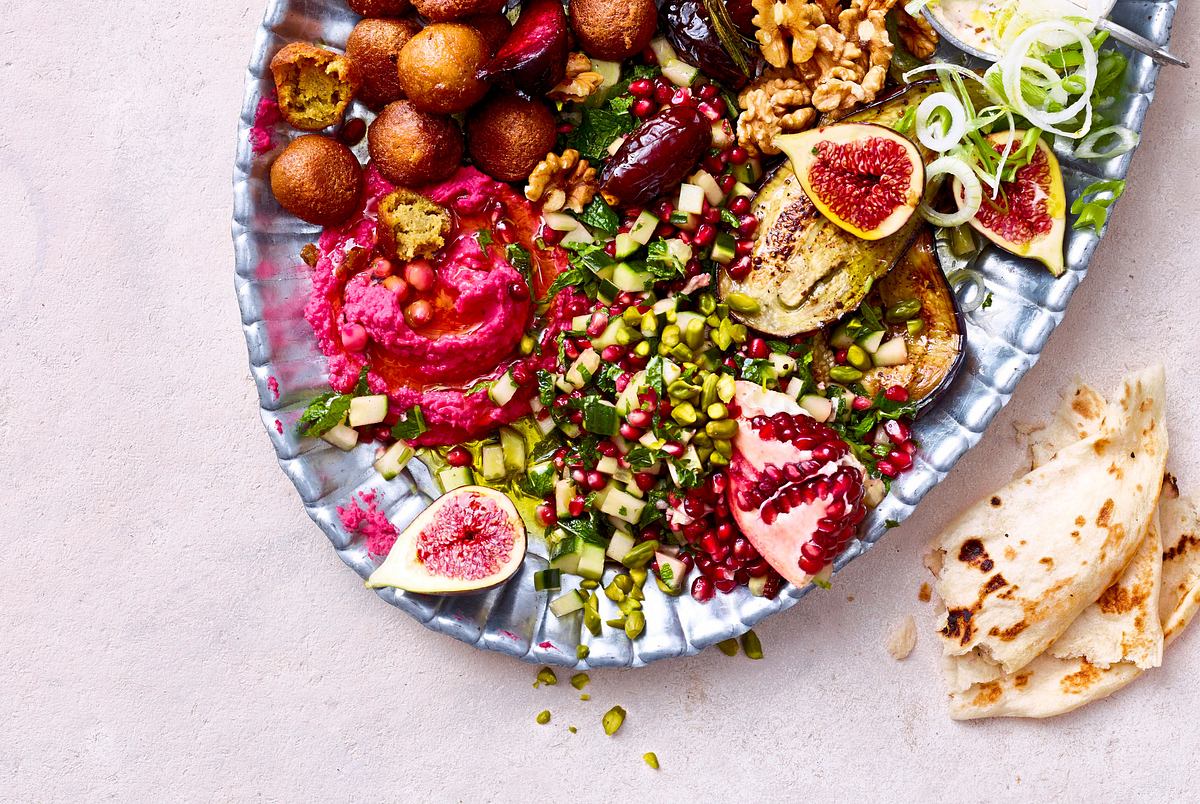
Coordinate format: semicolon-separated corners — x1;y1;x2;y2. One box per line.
727;382;867;588
366;486;527;594
777;122;924;241
956;130;1066;276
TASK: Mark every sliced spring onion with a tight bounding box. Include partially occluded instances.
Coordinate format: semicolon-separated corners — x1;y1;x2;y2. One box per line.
997;20;1097;138
916;92;968;153
1073;125;1139;160
918;156;983;228
903;0;932;14
946;268;988;313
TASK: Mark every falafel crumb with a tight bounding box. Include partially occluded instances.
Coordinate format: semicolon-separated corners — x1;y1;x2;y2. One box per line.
376;189;451;262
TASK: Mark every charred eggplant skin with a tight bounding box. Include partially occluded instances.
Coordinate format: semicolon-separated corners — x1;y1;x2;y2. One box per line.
719;82;942;337
811;228;965;412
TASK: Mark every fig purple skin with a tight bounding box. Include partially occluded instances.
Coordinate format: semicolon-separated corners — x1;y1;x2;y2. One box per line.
600;105;713;208
476;0;569;96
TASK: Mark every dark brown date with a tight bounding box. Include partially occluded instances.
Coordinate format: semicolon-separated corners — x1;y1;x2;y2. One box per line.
599;105;713;208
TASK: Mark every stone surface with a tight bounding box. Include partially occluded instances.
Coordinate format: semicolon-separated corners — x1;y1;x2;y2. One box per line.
1;2;1198;800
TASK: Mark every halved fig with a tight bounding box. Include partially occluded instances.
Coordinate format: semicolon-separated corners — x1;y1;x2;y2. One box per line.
813;228;964;410
720;82;939;337
778;123;924;241
956;130;1066;276
727;382;868;588
366;486;526;594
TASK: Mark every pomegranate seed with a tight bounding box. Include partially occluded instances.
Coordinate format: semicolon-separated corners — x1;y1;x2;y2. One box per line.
697;83;719;100
597;441;618;458
747;338;769;359
701;206;721;224
876;460;898;478
885;385;910;403
654;200;674;218
735;238;754;256
662;442;685;458
718;173;737;193
852;395;873;411
728;146;750;165
655;222;677;238
446;446;472;467
798;554;824;575
586;471;605;491
653;84;673;104
691;576;715;602
732;537;757;563
709;97;727;116
629;78;653;97
632;97;656;117
884;419;912;444
728;195;751;215
634;472;657;492
601;345;624;362
703;153;725;173
536;504;557;527
834;348;849;365
738;214;759;237
670;88;693;106
888;450;913;471
568;495;586;517
572;468;587;486
727;255;752;280
619;423;643;440
714;577;737;593
693;223;716;248
603;241;617;256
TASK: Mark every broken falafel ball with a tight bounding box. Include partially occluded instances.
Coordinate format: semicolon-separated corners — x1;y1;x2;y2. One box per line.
270;42;361;131
376;190;452;262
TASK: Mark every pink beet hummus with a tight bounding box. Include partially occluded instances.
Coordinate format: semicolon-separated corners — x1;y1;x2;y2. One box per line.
305;166;584;446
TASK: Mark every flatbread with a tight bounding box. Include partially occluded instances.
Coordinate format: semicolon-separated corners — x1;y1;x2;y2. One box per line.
948;489;1200;719
932;366;1168;688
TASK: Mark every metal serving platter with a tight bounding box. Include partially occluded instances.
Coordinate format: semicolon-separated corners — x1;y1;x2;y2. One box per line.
232;0;1179;668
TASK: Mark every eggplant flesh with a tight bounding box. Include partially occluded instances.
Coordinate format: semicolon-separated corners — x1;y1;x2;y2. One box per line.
720;82;941;337
813;228;964;409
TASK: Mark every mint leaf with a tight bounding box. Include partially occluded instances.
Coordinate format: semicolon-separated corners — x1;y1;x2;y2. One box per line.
301;394;354;438
579;197;619;234
563;107;636;163
390;405;428;441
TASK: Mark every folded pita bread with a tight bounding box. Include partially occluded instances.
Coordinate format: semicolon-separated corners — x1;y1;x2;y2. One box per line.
947;493;1200;719
932;366;1168;689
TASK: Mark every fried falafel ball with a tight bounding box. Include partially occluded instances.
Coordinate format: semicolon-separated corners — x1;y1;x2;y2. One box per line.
367;100;464;187
411;0;503;22
270;42;361;131
569;0;657;60
376;190;452;261
396;23;490;114
349;0;413;16
467;94;558;183
346;17;421;109
270;135;364;225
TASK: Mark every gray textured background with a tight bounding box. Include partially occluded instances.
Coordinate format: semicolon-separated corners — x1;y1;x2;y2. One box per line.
3;1;1199;800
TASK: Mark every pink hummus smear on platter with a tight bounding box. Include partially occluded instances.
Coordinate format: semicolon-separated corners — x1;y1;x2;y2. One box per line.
304;165;582;446
338;489;398;556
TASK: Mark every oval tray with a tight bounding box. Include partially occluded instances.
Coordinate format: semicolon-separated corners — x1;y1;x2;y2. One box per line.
232;0;1179;668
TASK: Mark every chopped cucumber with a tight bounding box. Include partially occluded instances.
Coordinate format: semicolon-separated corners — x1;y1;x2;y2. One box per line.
555;478;576;518
731;181;755;199
592;318;624;349
747;574;769;597
570;313;592;333
830;322;855;350
481;444;507;481
565;348;600;387
662;58;699;87
562;223;594;246
689;169;724;205
649;36;678;67
321;422;359;451
591;58;621;90
549;533;583;574
437;465;474;492
612;262;653;293
614;232;640;259
628;210;659;245
583;399;619;437
768;352;796;377
488;371;519;407
710;119;733;149
526;460;555;494
348;394;388;428
668;209;699;230
732;156;763;184
534;414;557;436
858;329;886;353
676;183;705;215
606;530;636;562
534;568;563;592
543;211;577;232
373;441;414;479
873;336;909;367
596;455;620;475
655;552;687;594
710;232;737;265
576;542;607;581
599;487;646;524
651;297;678;316
799;394;834;422
550;589;587;616
668;447;702;486
661;357;682;387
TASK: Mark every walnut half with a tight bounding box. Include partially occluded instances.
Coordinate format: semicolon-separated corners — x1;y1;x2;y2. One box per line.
525;149;598;213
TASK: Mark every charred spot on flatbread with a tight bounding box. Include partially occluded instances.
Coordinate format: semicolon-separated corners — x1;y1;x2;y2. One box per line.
1163;530;1199;563
1039;557;1054;569
1072;391;1103;420
958;539;994;572
1094;438;1110;454
1163;473;1179;499
1097;499;1115;528
1096;581;1148;616
971;682;1003;706
1013;672;1031;689
988;621;1029;641
1060;660;1102;695
982;573;1008;595
918;583;931;603
942;607;975;644
990;496;1002;507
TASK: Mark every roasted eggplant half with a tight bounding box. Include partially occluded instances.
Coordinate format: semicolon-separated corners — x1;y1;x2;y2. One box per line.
812;228;964;410
720;81;941;337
